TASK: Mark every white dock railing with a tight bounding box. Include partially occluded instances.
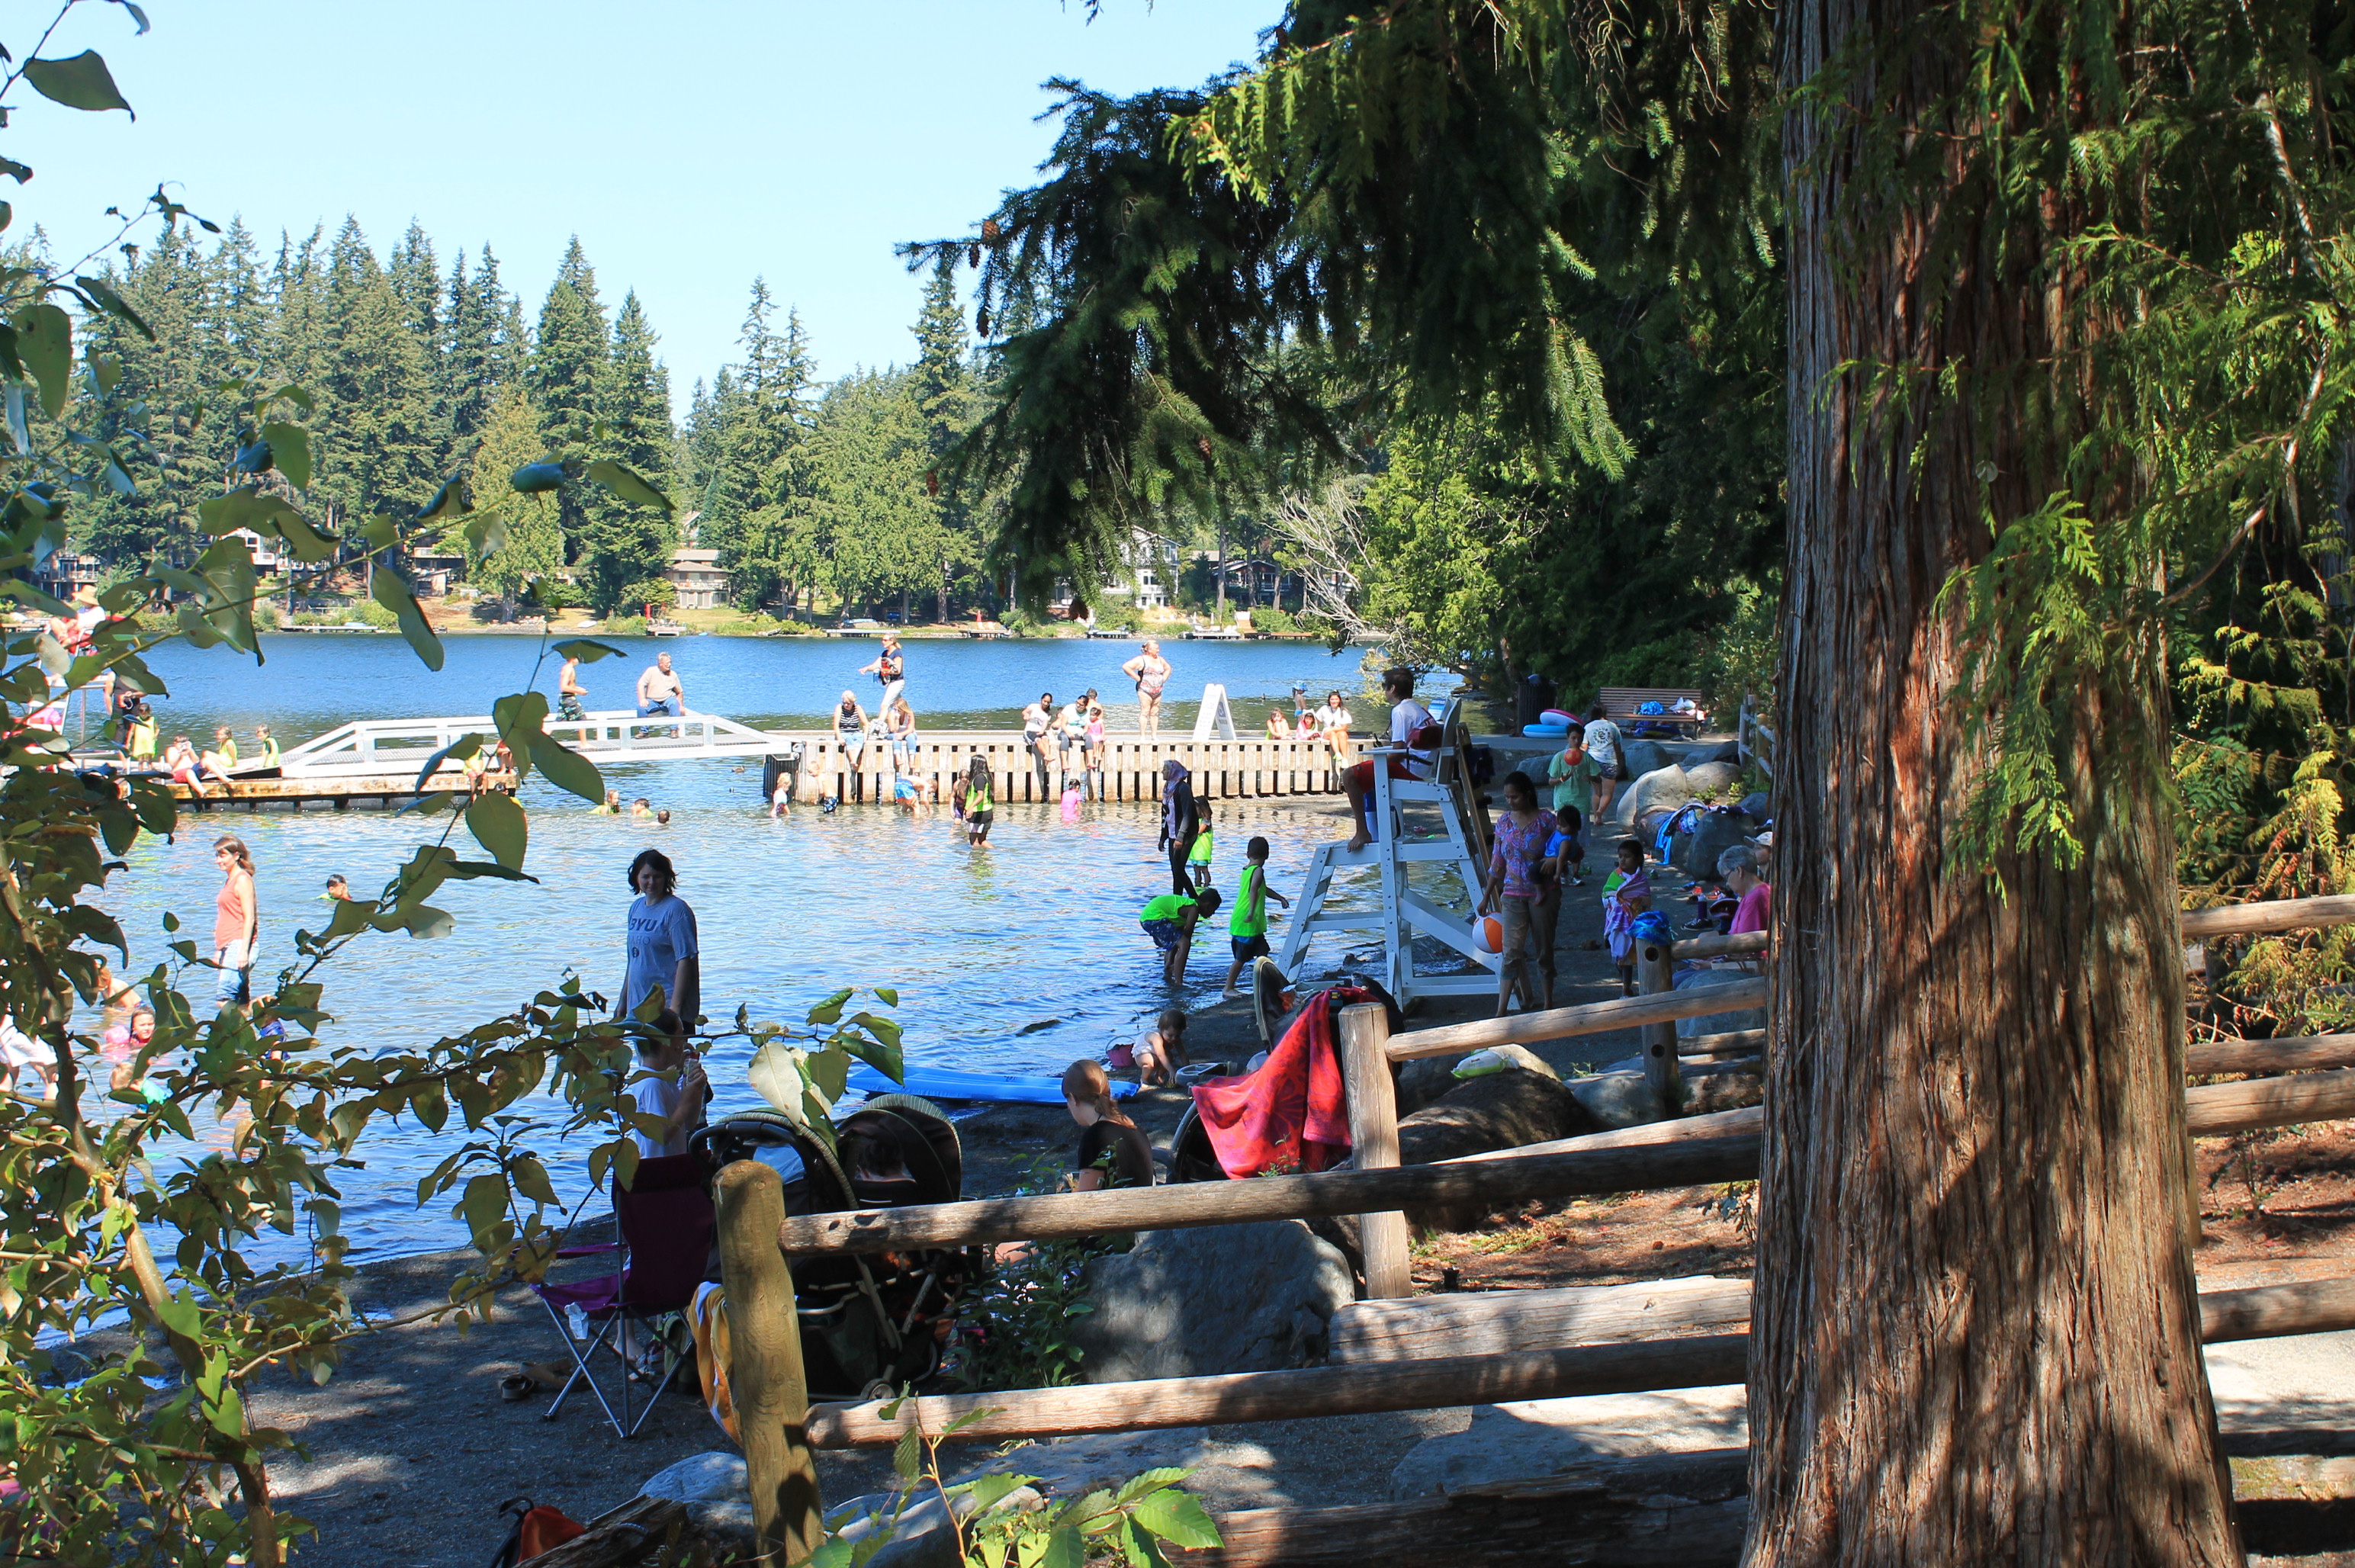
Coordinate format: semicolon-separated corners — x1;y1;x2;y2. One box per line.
275;708;794;779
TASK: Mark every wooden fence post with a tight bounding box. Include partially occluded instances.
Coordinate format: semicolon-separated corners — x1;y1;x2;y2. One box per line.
1339;1002;1412;1298
1637;937;1685;1117
715;1159;824;1564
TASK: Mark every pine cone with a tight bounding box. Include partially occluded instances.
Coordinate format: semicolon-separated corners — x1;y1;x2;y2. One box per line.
982;218;1002;245
1197;436;1214;461
977;308;991;337
967;244;982;269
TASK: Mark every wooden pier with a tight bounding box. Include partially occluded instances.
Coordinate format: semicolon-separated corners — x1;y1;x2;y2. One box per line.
782;732;1346;805
163;773;517;813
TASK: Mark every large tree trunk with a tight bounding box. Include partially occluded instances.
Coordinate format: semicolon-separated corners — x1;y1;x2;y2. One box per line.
1746;2;2238;1563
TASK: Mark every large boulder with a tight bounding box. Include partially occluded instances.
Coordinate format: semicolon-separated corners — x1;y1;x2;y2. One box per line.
1669;811;1760;880
1622;765;1695;827
639;1453;757;1560
1619;738;1674;783
1388;1386;1750;1499
1072;1220;1353;1381
1737;790;1772;822
1681;760;1743;799
1397;1068;1596;1232
1673;967;1768;1038
1563;1069;1666;1129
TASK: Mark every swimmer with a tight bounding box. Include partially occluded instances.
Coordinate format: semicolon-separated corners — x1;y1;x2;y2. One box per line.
101;1004;156;1094
594;789;622;815
657;808;672;827
631;798;654;818
324;875;352;901
769;774;793;819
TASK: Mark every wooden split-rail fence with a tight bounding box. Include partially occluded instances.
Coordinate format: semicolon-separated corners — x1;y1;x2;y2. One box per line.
702;892;2355;1567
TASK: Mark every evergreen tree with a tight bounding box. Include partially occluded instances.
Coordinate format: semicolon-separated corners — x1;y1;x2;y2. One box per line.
207;218;270;374
698;281;820;611
441;250;493;461
465;386;561;612
530;236;611;596
811;368;939;619
909;259;982;622
320;217;439;520
570;288;676;612
76;225;215;562
268;227;331;406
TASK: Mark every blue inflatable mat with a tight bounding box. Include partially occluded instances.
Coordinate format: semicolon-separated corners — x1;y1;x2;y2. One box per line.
847;1063;1138;1105
1522;722;1569;737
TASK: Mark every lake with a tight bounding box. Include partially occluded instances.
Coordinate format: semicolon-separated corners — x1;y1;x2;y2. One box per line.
81;631;1427;1265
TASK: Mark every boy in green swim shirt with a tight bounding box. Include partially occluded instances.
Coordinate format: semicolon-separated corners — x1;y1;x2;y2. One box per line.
1187;808;1215;889
1139;885;1222;985
1222;835;1291;998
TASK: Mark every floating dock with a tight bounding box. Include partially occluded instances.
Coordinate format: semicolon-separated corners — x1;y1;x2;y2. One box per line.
163;773;519;812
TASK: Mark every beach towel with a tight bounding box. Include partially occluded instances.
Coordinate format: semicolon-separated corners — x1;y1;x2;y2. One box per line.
1189;987;1364;1178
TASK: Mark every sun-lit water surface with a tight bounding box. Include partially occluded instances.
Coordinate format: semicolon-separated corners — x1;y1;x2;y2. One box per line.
76;631;1425;1265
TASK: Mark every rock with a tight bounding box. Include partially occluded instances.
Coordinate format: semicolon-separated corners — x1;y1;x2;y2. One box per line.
1397;1068;1598;1232
1619;738;1673;782
1452;1043;1559;1081
1681;760;1743;798
829;1483;1047;1568
1621;765;1695;826
639;1453;757;1558
1073;1221;1353;1380
640;1451;747;1503
1388;1386;1750;1499
1395;1053;1467;1118
1737;790;1772;822
1684;1059;1764;1114
1563;1069;1666;1129
1513;753;1553;788
1673;968;1768;1039
1668;811;1759;880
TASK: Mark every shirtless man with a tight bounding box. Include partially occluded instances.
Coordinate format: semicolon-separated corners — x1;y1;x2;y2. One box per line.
635;653;685;733
557;651;588;721
1122;641;1172;734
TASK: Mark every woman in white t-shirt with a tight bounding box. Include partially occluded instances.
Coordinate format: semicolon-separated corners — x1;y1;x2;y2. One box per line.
1320;690;1355;765
1582;703;1630;823
626;1007;708;1158
1338;667;1435;851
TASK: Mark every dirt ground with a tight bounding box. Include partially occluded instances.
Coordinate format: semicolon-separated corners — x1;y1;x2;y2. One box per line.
233;817;2355;1565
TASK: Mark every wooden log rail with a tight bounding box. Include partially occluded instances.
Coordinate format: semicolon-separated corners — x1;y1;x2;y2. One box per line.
775;1065;2355;1257
801;1277;2355;1448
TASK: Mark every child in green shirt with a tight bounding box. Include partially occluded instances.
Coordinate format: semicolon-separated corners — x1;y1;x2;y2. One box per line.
1187;808;1216;890
1140;886;1222;985
1222;836;1291;998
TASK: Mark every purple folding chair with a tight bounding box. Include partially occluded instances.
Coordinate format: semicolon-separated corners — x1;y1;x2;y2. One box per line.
532;1152;715;1438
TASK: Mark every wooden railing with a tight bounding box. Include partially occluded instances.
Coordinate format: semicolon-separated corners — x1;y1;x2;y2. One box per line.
714;892;2355;1564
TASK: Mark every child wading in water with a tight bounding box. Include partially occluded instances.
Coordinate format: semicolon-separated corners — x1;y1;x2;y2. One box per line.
1188;807;1216;890
1222;835;1290;998
1139;886;1220;985
1602;838;1653;996
959;755;995;846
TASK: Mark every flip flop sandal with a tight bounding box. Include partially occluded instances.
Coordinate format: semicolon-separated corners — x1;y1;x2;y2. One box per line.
499;1374;535;1402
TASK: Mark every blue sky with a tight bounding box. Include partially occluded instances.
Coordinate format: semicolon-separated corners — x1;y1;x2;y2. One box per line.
10;0;1274;390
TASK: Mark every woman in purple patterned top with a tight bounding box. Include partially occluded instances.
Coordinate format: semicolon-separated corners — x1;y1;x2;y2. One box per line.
1480;771;1553;1017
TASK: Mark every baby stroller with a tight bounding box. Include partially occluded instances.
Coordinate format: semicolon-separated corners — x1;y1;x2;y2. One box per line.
692;1094;975;1401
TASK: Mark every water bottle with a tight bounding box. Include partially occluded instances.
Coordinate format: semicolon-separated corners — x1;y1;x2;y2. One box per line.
565;1303;589;1341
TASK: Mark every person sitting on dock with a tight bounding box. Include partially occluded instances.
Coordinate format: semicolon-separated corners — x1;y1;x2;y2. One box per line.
1264;708;1292;741
1140;885;1220;986
254;724;281;770
833;691;870;798
557;651;589;721
1023;692;1056;798
165;735;204;793
201;726;239;785
635;652;686;725
886;695;920;767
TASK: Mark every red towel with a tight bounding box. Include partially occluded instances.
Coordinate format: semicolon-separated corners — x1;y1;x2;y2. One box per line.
1190;988;1368;1178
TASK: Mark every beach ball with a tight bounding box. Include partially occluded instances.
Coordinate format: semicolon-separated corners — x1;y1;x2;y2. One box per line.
1478;915;1503;953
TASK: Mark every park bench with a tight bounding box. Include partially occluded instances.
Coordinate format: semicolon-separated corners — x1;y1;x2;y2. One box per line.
1598;685;1711;737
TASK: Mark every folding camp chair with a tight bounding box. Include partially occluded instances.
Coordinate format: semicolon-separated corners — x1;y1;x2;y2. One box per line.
532;1152;715;1438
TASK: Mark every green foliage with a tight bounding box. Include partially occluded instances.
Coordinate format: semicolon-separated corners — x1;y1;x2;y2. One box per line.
465;386;561;606
816;1395;1217;1568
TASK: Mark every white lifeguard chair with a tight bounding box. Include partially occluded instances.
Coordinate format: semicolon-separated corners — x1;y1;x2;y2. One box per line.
1274;702;1502;1006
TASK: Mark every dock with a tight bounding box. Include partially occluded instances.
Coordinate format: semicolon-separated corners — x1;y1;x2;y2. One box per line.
162;773;519;812
266;711;1351;806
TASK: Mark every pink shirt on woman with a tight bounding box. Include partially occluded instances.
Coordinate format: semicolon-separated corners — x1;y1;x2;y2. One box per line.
1730;881;1773;936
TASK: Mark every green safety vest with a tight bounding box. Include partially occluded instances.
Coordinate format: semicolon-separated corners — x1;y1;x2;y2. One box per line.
1232;863;1267;938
